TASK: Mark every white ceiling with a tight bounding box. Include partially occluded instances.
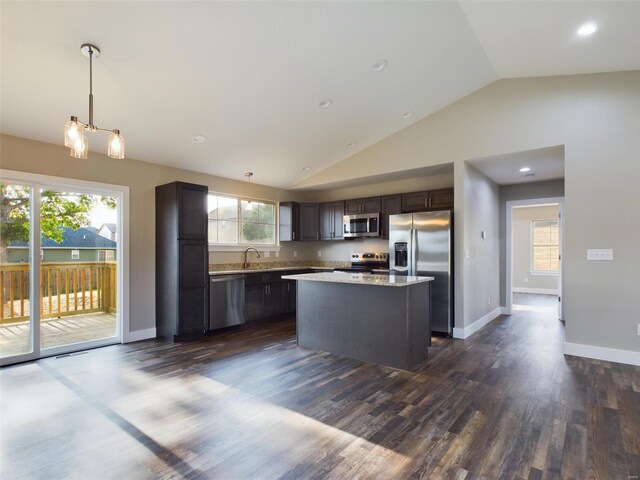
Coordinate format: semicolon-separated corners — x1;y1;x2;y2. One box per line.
467;145;565;186
2;2;638;189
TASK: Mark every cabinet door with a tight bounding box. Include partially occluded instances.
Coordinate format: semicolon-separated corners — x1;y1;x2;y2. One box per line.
380;194;402;239
331;201;345;240
361;197;382;214
319;203;333;240
285;281;297;314
178;183;208;240
245;284;265;321
279;202;300;241
179;241;207;288
299;203;320;241
402;191;429;212
428;188;454;210
344;200;362;215
265;282;286;317
178;286;207;336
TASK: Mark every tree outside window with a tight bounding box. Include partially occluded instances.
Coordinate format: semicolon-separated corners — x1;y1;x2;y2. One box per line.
532;219;559;273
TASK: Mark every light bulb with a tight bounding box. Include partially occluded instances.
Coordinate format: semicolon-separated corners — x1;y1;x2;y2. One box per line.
108;129;125;159
64;116;82;147
70;133;88;159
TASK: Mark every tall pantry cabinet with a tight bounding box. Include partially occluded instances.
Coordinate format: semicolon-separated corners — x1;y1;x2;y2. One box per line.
156;181;208;340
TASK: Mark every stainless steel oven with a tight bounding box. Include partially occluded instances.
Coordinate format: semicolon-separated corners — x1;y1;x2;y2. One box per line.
343;213;380;238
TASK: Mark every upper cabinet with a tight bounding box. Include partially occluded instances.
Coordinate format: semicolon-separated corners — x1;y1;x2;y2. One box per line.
401;188;453;212
279;202;319;241
344;196;382;215
279;188;452;242
428;188;455;210
175;182;208;240
380;194;402;239
320;201;345;240
299;203;320;241
279;202;300;241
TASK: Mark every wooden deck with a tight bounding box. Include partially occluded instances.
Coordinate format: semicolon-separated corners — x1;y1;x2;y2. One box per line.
0;312;117;357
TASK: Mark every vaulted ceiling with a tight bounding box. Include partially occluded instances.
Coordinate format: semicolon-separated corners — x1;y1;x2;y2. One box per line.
2;1;639;189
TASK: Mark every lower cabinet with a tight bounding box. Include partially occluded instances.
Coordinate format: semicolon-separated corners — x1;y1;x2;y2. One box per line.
244;270;307;321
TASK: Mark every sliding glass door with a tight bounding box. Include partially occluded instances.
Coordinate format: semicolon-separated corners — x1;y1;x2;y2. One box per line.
0;175;123;365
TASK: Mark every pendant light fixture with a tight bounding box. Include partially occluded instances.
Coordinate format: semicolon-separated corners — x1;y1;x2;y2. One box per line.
245;172;254;211
64;43;125;159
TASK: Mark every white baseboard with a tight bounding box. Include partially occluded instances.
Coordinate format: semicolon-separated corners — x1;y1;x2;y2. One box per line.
452;307;503;339
513;287;559;295
123;327;156;343
563;342;640;366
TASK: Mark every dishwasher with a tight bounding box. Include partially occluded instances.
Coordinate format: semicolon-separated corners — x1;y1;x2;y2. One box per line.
209;275;246;330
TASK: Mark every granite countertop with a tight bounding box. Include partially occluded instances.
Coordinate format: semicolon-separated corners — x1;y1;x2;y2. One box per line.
281;271;434;287
209;266;334;276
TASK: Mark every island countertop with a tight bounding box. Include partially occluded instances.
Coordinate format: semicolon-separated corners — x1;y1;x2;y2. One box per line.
282;271;434;287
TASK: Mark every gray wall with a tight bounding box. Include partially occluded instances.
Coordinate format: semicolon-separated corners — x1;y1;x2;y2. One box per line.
499;179;565;305
455;162;500;330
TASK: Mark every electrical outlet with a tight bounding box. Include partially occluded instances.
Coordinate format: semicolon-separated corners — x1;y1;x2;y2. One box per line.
465;249;470;259
637;323;640;336
488;296;491;305
318;250;322;257
524;277;528;283
293;250;297;257
264;251;270;258
275;250;279;258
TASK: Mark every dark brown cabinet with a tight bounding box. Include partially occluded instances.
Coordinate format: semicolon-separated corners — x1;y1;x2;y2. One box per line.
279;202;300;241
345;196;381;215
401;188;453;212
428;188;454;210
279;202;319;241
244;270;307;321
320;201;345;240
299;203;320;241
285;281;296;314
156;181;208;340
380;194;402;238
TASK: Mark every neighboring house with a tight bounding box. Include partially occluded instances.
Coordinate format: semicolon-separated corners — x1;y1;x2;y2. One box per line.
98;223;117;241
8;227;117;263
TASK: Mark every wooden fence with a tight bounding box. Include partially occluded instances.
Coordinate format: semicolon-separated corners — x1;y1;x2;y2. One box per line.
0;262;117;324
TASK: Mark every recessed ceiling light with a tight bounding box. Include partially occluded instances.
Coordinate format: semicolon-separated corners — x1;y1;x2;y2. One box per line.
577;23;598;36
318;99;333;109
371;60;387;72
302;166;312;172
191;135;206;143
524;173;536;178
346;142;358;148
519;167;531;172
401;111;413;119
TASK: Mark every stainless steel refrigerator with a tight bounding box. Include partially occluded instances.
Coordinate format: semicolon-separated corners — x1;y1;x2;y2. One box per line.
389;211;453;335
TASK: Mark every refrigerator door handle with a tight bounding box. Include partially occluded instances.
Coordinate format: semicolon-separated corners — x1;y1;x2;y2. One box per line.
410;228;418;276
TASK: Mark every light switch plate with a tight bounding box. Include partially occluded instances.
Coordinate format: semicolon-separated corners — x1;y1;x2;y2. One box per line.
587;249;613;261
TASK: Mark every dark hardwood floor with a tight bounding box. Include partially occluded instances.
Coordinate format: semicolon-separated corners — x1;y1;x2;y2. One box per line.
1;294;639;479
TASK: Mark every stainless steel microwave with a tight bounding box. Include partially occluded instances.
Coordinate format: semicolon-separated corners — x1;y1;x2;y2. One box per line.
343;213;380;238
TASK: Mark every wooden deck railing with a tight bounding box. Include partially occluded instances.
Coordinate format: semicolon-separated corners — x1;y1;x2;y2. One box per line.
0;262;117;324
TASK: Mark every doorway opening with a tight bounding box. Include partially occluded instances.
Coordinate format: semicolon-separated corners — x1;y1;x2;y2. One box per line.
506;198;563;320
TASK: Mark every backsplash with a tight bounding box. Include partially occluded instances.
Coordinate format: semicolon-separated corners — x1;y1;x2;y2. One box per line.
209;260;350;272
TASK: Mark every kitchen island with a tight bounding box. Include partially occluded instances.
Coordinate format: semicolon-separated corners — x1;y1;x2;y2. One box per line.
281;272;434;370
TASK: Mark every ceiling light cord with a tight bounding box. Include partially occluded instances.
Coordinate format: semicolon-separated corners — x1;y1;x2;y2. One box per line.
88;45;94;130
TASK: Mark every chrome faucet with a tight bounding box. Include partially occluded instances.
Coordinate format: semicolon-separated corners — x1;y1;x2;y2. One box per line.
243;247;261;269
